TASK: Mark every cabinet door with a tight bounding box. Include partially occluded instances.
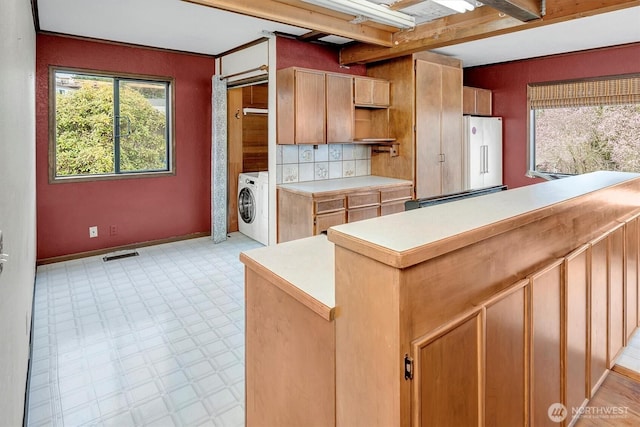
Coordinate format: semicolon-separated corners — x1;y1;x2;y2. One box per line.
416;60;463;198
415;60;443;198
326;74;354;143
440;64;463;195
626;217;639;340
475;88;492;116
354;77;389;107
565;246;589;424
462;86;476;115
530;260;563;427
295;70;326;144
485;282;528;427
413;311;481;426
590;235;608;396
609;225;625;367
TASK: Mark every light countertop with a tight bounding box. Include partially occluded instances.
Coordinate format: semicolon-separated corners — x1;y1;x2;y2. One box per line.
328;171;640;268
278;175;412;196
240;234;335;320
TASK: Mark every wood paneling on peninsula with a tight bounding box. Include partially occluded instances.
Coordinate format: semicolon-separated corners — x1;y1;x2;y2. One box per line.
243;171;640;427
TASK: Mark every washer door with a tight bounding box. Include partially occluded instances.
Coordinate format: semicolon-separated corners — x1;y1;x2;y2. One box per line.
238;187;256;224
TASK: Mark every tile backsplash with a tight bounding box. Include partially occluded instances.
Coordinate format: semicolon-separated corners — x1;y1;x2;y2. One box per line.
276;144;371;184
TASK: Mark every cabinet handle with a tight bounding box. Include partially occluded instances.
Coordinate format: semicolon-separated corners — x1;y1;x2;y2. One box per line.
439;153;445;163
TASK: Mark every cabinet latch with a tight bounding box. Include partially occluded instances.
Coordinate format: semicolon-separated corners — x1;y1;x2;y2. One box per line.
404;354;413;380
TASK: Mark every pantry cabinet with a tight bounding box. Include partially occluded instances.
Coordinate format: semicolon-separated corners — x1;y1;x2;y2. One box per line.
367;51;464;197
415;58;463;198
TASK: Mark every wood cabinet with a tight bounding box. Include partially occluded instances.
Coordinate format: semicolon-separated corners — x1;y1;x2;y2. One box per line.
353;76;393;142
327;173;640;427
277;68;325;145
277;68;392;145
326;73;354;143
247;173;640;427
277;180;412;243
416;59;463;198
354;76;390;107
367;51;464;198
414;310;482;426
463;86;493;116
485;281;528;426
564;246;590;425
589;234;609;396
609;224;625;367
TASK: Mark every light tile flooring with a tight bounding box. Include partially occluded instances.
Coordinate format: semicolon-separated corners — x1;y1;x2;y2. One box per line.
27;233;262;427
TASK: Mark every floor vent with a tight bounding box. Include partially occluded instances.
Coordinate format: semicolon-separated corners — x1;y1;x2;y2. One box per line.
103;250;139;262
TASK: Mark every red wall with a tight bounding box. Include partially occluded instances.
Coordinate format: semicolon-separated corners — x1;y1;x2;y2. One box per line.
36;35;215;260
464;43;640;189
277;36;366;75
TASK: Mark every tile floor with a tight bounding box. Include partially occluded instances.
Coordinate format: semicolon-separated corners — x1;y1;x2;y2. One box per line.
27;233;262;427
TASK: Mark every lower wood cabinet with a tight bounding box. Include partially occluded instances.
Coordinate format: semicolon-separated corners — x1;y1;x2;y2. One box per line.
565;246;589;424
409;225;637;427
414;311;482;426
485;281;528;426
278;182;412;243
590;234;609;396
609;224;625;367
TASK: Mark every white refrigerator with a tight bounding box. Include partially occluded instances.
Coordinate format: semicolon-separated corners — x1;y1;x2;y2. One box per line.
463;116;503;190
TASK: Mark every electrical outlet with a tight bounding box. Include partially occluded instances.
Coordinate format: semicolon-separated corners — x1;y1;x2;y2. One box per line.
109;225;117;236
89;226;98;238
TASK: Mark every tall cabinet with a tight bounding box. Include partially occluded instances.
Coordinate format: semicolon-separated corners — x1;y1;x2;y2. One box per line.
367;51;463;198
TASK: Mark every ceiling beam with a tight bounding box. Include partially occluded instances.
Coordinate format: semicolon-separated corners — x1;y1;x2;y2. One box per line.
298;30;331;42
340;0;640;64
183;0;395;47
481;0;542;21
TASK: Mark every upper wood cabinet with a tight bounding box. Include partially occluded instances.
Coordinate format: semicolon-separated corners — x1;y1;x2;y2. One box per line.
326;73;354;144
277;67;359;144
354;76;390;107
277;68;325;145
463;86;493;116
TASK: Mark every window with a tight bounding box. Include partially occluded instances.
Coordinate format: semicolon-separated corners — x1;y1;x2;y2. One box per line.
50;67;174;181
527;75;640;178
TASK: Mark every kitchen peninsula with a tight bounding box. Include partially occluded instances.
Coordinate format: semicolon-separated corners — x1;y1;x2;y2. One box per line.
241;171;640;427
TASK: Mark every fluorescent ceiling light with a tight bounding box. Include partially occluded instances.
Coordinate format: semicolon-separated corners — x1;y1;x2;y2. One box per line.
432;0;475;14
301;0;416;29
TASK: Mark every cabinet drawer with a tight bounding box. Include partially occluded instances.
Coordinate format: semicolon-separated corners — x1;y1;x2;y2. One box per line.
315;211;346;234
380;201;407;216
315;197;346;214
348;206;380;223
380;186;413;203
347;192;380;209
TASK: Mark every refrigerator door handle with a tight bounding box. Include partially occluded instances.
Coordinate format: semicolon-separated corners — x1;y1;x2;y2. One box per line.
480;145;487;174
484;145;489;174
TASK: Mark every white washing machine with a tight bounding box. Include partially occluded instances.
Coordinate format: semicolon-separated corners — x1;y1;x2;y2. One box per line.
238;171;269;245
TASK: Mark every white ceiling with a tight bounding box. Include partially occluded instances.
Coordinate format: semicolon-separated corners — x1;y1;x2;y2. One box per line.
37;0;640;67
